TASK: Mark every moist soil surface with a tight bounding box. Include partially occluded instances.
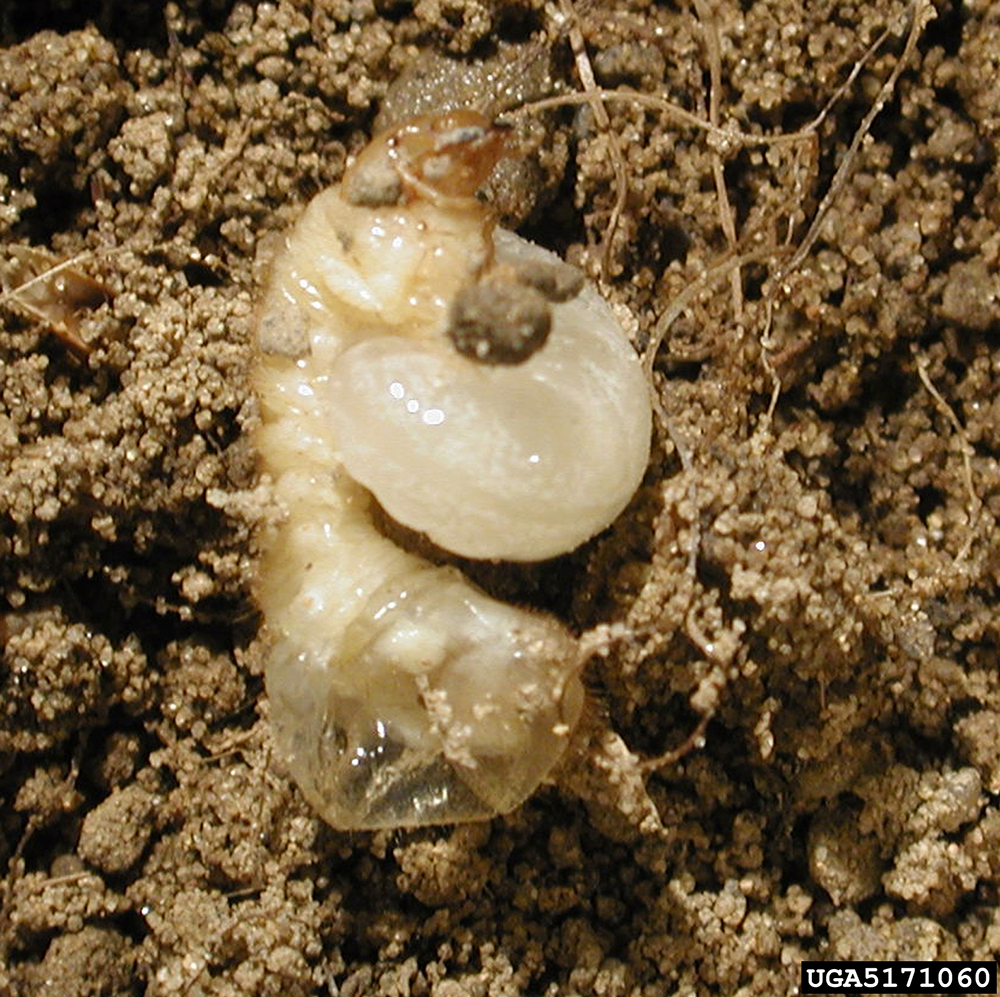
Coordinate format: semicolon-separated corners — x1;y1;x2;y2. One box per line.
3;0;1000;994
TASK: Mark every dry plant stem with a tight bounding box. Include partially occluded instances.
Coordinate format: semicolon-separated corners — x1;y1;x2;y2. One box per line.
692;0;743;323
577;594;723;775
520;9;917;157
520;90;719;139
556;0;629;279
914;351;981;562
756;0;932;424
641;248;775;382
808;20;900;140
525;22;910;397
642;384;722;774
519;88;834;152
758;297;784;424
621;0;928;418
642;251;771;717
635;612;723;773
648;381;698;577
0;251;97;354
639;711;711;773
769;0;933;289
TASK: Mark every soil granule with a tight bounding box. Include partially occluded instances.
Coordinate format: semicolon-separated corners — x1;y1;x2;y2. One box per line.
3;0;1000;994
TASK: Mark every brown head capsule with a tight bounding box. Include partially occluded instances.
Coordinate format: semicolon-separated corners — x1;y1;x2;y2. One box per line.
342;110;509;208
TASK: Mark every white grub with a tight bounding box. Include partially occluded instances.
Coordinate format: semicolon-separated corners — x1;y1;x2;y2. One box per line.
254;111;651;829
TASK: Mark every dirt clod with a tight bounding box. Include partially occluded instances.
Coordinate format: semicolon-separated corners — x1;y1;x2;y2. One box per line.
448;272;551;364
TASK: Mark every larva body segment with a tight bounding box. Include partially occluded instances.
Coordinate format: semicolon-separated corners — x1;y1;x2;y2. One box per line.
258;475;582;828
254;112;650;829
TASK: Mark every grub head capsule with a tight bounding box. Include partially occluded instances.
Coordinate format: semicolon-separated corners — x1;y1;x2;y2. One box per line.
342;110;509;207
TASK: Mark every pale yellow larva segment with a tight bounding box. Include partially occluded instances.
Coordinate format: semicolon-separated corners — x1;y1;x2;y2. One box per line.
256;445;585;827
255;399;587;829
259;185;491;355
264;553;584;828
253;112;650;830
255;237;587;826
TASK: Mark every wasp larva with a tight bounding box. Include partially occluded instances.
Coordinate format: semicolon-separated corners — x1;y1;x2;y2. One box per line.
254;111;651;829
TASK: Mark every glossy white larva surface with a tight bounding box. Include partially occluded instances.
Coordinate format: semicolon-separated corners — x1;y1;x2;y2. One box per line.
327;227;651;561
254;112;650;829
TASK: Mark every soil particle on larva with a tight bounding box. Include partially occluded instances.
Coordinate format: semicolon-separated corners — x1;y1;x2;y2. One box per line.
3;0;1000;994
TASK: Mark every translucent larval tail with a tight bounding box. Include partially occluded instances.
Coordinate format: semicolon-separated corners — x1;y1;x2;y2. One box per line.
260;494;583;829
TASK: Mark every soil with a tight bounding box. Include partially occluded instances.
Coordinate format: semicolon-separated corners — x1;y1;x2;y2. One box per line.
2;0;1000;994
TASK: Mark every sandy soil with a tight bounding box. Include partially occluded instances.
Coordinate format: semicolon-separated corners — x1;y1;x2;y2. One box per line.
2;0;1000;993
